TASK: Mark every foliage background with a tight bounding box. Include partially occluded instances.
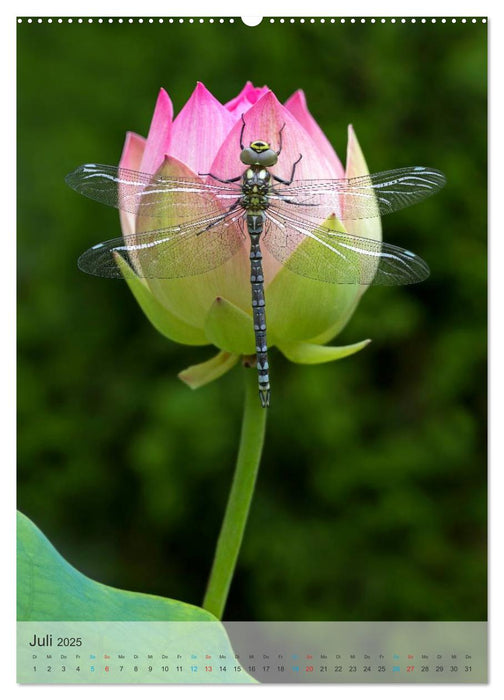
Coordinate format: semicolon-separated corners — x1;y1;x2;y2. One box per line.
17;17;487;621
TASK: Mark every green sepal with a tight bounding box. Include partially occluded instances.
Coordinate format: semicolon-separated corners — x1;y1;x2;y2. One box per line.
204;296;256;354
306;294;362;346
266;214;362;343
134;156;251;334
115;254;208;346
278;338;371;364
178;350;240;389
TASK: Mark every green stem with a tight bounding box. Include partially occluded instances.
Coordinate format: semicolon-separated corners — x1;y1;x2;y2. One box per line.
202;366;267;619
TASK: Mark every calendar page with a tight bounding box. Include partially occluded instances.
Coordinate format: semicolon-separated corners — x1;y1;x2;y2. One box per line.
17;10;487;685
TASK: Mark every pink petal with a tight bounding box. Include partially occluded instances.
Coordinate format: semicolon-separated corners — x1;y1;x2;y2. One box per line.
344;124;382;244
209;91;342;284
223;81;254;110
135;155;250;331
169;82;236;175
285;90;344;178
139;88;173;176
119;130;146;168
210;90;336;183
224;81;270;118
118;131;146;238
345;124;369;178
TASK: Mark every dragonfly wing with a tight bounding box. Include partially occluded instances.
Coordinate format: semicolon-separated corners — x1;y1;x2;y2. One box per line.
78;207;246;279
264;209;430;286
65;164;242;219
270;167;446;221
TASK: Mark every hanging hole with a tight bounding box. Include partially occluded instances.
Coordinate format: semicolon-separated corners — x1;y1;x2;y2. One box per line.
241;16;263;27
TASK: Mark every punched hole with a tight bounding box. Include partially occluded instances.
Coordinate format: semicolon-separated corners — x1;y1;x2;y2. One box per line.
241;16;263;26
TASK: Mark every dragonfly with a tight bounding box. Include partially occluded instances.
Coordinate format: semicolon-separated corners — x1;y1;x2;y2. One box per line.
66;117;446;408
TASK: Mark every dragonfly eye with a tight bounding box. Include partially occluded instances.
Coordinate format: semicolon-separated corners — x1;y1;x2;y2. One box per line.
240;146;278;167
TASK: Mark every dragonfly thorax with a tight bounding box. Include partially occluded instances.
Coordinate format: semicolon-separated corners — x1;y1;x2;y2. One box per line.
240;167;272;212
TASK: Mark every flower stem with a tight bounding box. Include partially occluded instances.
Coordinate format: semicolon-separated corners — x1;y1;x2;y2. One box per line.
202;366;267;619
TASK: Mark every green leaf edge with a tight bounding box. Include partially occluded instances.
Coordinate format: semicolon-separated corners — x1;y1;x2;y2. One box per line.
17;511;216;622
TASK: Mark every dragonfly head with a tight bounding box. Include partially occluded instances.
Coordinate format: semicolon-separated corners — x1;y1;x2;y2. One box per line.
240;140;279;167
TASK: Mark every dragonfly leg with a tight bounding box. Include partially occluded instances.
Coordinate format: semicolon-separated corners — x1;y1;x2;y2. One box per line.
272;153;303;186
240;114;246;150
195;200;241;236
240;113;285;157
271;194;318;208
276;122;286;155
198;171;242;183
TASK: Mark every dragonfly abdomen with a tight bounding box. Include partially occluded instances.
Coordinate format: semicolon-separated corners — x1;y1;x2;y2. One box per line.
248;219;270;408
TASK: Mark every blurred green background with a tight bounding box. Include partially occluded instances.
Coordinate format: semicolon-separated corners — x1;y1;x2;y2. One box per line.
17;17;486;621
